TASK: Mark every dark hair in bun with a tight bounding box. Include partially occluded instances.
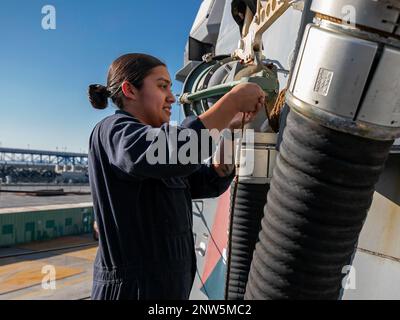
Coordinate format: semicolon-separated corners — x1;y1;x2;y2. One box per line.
88;53;165;110
88;84;110;109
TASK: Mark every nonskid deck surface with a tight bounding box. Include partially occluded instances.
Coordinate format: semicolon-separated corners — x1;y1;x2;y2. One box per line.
0;232;212;300
0;234;97;300
0;185;92;210
0;184;216;300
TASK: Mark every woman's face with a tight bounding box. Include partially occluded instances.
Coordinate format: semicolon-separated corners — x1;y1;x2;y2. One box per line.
135;65;176;127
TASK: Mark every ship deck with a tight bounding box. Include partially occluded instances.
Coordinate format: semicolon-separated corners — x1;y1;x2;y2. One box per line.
0;234;96;300
0;185;92;210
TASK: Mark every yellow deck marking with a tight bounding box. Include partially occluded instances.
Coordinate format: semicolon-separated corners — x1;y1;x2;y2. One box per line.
11;273;93;300
64;247;97;261
17;236;96;251
0;261;84;295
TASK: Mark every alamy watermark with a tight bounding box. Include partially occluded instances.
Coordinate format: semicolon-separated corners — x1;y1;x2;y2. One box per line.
42;265;56;290
342;265;356;290
144;127;255;172
42;5;56;30
341;5;356;28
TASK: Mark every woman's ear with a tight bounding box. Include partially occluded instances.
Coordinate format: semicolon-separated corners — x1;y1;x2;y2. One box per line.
121;81;138;101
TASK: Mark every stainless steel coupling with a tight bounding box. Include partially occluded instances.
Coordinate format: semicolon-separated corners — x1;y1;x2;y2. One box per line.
287;0;400;140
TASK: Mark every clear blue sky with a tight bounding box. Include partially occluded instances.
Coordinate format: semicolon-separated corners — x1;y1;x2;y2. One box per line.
0;0;201;153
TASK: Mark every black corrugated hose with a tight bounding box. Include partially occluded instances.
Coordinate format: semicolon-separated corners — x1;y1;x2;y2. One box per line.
225;181;268;300
244;110;393;299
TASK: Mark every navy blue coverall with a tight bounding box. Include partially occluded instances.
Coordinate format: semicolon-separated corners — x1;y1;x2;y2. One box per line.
89;110;234;300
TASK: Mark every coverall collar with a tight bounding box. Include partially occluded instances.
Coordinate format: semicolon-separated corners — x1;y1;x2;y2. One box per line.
115;110;141;123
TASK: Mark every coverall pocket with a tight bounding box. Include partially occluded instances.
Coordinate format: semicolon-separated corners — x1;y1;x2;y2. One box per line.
160;178;191;235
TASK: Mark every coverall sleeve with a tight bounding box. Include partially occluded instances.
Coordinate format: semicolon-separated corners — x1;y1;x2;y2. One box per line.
186;158;235;199
103;115;212;179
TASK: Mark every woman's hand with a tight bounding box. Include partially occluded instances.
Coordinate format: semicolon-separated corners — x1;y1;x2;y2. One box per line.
198;82;265;133
229;82;265;114
228;111;258;130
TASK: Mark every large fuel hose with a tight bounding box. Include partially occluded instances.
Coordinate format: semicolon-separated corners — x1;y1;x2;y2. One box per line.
225;181;269;300
244;110;393;300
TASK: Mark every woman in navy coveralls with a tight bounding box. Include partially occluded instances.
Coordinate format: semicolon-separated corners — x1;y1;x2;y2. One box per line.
87;53;265;299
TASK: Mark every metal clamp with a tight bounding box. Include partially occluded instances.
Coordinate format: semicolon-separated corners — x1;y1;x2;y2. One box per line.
233;0;292;64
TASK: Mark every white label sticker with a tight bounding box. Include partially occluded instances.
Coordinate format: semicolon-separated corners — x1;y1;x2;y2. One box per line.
314;68;334;96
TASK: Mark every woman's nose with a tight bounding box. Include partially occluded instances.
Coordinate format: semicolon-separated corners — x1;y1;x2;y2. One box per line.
167;90;176;103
